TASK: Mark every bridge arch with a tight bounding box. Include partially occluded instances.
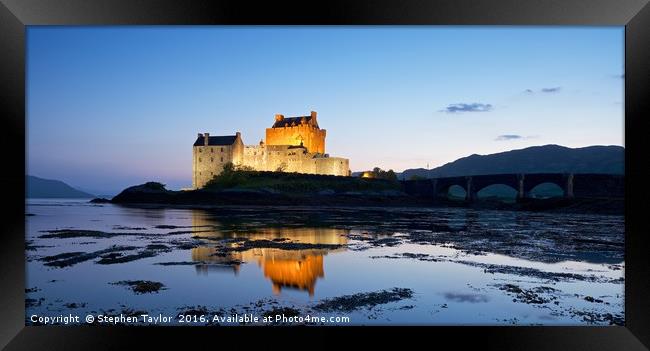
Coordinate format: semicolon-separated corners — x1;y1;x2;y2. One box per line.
445;184;467;200
475;184;519;202
527;182;565;199
522;173;571;198
433;177;470;201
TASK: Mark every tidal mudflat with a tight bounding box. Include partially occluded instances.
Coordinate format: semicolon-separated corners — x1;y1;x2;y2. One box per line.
25;199;624;326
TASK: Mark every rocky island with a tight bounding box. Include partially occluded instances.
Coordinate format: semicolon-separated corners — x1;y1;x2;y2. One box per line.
110;170;421;207
106;168;623;215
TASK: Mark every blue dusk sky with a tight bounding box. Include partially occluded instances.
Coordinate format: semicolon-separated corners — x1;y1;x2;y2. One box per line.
27;26;624;194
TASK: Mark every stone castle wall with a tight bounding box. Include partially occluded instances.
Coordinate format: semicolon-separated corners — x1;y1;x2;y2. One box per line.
265;124;326;154
313;157;349;176
192;135;243;188
241;145;349;176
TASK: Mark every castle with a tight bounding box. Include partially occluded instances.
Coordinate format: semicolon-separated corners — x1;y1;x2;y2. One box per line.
192;111;350;188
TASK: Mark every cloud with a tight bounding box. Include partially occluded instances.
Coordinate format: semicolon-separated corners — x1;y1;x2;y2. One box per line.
441;103;493;113
495;134;523;141
495;134;539;141
524;87;562;94
540;87;561;93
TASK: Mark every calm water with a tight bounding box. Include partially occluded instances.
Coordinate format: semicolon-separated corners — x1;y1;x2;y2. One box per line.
25;199;624;326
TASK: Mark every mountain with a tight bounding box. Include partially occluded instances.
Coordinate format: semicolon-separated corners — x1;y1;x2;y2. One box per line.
26;175;95;198
399;145;624;180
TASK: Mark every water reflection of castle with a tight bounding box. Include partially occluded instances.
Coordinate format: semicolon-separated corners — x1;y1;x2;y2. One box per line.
191;212;348;296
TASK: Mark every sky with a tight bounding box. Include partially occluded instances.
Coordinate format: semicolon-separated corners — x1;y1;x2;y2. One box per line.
27;26;624;195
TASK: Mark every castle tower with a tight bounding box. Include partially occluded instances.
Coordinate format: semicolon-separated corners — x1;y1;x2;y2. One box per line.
265;111;326;154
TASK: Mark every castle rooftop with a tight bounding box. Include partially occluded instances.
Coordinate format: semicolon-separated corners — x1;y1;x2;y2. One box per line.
271;115;315;128
193;134;237;146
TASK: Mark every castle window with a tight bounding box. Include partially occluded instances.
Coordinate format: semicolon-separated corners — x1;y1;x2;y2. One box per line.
221;157;223;162
211;148;214;153
221;147;224;152
199;149;202;153
211;157;214;162
199;158;202;162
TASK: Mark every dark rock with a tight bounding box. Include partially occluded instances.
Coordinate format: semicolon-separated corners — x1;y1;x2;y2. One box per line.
262;307;301;319
89;198;111;203
496;284;559;304
110;280;166;294
40;246;138;268
219;239;343;252
313;288;414;312
96;250;159;264
111;182;175;204
584;296;604;303
64;302;87;308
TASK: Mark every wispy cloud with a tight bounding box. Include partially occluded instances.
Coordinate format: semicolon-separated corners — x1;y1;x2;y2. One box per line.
524;87;562;94
540;87;561;93
441;103;493;114
495;134;523;141
495;134;539;141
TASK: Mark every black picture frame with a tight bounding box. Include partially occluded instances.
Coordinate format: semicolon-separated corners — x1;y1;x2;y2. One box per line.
1;0;648;349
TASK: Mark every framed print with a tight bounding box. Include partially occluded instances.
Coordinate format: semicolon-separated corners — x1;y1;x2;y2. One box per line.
1;0;649;349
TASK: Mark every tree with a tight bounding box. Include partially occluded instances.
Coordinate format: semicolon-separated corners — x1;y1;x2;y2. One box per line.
221;162;235;174
205;162;249;189
385;169;397;181
235;164;255;172
368;167;398;181
275;162;287;172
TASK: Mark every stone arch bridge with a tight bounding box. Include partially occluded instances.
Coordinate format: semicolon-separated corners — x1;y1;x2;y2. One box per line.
401;173;624;202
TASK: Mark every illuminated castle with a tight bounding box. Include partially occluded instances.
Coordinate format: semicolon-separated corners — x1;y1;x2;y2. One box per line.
192;111;350;189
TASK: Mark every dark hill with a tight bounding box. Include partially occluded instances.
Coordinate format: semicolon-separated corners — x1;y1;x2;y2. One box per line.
26;175;95;198
400;145;624;180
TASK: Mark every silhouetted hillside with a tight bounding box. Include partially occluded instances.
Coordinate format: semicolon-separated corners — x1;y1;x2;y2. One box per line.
27;175;95;198
400;145;624;180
